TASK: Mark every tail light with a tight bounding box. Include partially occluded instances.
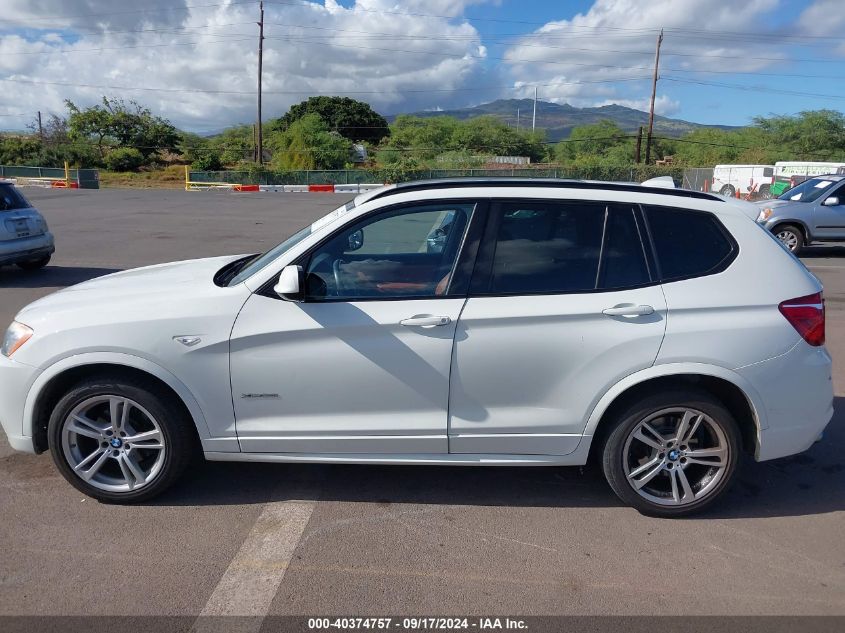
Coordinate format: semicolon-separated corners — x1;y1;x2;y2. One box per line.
779;292;825;346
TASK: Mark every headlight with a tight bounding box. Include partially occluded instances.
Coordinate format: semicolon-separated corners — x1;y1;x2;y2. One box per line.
1;321;33;357
757;208;773;223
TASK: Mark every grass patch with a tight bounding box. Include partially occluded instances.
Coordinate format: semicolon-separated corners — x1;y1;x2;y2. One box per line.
99;165;187;189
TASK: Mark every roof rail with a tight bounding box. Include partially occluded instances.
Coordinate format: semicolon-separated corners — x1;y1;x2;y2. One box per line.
367;178;722;202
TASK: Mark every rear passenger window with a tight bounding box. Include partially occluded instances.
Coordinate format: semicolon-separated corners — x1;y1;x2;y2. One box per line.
482;202;650;294
644;206;735;281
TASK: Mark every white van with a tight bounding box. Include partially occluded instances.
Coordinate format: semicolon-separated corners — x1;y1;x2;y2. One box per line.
710;165;775;198
772;161;845;196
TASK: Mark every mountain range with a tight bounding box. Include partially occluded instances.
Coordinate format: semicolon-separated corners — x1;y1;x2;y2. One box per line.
387;98;737;142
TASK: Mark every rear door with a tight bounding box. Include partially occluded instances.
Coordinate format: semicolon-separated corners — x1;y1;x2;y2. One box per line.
448;200;667;455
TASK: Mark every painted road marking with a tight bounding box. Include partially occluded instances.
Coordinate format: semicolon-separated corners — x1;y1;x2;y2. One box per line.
193;494;317;630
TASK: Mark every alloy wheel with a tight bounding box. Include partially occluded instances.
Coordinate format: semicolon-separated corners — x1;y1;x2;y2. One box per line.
622;407;729;507
776;229;799;251
60;395;166;493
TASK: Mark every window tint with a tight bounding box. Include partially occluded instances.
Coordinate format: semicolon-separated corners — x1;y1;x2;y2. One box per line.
644;206;734;281
303;203;473;300
599;206;650;290
487;203;603;293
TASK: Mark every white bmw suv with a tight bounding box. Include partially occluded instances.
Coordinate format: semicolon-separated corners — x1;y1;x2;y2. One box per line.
0;180;833;517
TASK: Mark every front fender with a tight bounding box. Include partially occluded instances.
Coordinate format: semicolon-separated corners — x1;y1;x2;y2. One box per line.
22;351;228;449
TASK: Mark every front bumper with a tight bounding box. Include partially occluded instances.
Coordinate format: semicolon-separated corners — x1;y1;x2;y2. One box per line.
0;353;38;454
0;232;55;266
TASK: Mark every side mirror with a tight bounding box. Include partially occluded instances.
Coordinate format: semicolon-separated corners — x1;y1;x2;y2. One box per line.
346;229;363;252
823;196;840;207
274;265;304;301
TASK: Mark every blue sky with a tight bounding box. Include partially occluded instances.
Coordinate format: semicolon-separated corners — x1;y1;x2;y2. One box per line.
1;0;843;132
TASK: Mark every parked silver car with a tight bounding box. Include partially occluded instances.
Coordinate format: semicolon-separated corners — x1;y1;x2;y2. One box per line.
0;183;54;270
755;174;845;251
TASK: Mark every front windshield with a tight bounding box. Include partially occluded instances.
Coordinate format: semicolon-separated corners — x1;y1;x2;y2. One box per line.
226;199;356;286
778;177;838;203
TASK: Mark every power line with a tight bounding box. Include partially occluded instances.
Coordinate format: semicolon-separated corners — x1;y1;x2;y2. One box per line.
2;1;260;24
663;76;845;101
0;76;651;96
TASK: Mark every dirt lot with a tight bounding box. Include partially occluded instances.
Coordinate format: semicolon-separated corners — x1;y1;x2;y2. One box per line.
0;188;843;624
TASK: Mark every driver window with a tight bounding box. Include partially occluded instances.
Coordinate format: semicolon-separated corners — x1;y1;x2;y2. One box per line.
303;203;474;300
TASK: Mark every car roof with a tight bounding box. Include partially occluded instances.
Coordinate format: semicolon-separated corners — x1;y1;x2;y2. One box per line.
356;178;722;206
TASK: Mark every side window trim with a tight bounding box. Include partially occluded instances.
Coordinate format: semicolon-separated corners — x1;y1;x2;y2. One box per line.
258;199;485;302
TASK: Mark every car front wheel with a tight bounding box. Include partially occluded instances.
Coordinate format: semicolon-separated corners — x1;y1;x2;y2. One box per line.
48;376;195;503
601;390;741;517
774;224;805;252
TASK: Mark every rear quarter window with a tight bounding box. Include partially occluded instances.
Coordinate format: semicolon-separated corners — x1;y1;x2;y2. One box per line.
644;205;736;282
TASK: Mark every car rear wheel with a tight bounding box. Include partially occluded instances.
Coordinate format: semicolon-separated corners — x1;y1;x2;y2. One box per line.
719;185;735;197
17;256;51;270
601;389;741;517
774;224;805;252
48;376;195;503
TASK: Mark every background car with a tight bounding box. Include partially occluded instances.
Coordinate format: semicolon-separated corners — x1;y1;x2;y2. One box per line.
755;174;845;251
0;182;55;270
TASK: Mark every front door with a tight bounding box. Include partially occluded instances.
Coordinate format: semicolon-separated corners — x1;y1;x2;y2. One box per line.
449;200;667;455
813;182;845;240
230;201;478;454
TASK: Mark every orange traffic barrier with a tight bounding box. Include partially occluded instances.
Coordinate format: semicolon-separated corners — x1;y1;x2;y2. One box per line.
308;184;335;192
233;184;260;192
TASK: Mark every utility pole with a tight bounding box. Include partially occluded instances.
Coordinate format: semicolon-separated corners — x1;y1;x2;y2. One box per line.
256;0;265;165
635;125;643;164
644;28;663;164
37;111;43;143
532;86;537;132
516;108;520;131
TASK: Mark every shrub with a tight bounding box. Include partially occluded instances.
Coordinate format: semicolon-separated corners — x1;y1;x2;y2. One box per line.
104;147;145;171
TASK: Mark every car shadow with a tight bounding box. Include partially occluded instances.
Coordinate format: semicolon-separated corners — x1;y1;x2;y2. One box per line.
800;244;845;258
0;266;121;289
152;399;845;520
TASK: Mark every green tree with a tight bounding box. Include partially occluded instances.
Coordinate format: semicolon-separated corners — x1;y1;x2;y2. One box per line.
753;110;845;161
555;120;633;164
268;113;352;170
272;96;389;144
65;97;180;167
210;125;254;165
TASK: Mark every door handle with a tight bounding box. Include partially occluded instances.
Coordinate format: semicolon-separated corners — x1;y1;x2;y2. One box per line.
602;304;654;317
399;315;451;327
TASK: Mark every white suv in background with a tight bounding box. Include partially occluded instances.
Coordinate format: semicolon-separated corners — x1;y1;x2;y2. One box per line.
0;179;833;517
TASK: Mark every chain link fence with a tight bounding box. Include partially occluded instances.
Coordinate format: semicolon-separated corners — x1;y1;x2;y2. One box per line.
189;165;687;187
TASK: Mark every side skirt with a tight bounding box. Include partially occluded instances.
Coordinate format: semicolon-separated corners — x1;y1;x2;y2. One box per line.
203;443;594;467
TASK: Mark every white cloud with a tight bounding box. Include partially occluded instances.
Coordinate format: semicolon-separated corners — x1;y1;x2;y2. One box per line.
597;95;681;117
0;0;491;132
797;0;845;55
503;0;782;113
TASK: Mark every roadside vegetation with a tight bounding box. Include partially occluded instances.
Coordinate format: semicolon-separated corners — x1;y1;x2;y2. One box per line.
2;94;844;186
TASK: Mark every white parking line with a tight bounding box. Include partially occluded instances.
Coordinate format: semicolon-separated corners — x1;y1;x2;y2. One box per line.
192;495;317;630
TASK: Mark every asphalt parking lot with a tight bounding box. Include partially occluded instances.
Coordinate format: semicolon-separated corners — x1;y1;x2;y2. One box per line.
0;188;843;620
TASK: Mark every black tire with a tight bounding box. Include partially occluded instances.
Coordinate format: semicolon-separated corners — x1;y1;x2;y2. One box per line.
48;376;195;503
16;255;51;270
719;185;735;197
773;224;805;252
758;184;772;200
601;389;741;518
